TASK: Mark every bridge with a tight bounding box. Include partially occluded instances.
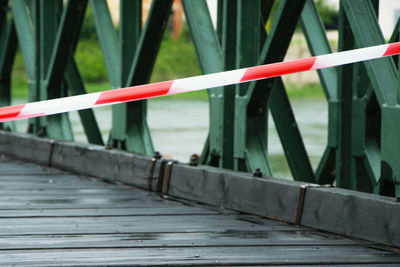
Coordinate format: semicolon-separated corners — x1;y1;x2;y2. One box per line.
0;0;400;265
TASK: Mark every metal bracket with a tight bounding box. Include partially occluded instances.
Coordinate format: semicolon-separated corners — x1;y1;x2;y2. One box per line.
147;152;162;191
162;161;176;196
48;140;55;167
156;159;168;193
147;158;157;191
295;184;333;225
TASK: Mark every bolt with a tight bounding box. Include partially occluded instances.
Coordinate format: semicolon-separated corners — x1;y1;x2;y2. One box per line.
189;154;199;166
253;168;263;178
154;151;162;159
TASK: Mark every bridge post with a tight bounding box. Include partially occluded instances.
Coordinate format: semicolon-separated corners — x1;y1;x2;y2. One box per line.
93;0;172;154
183;0;229;168
30;0;74;139
234;0;315;182
10;0;103;142
233;0;265;173
334;0;400;195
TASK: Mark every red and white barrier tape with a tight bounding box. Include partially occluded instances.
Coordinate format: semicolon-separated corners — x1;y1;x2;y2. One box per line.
1;42;400;122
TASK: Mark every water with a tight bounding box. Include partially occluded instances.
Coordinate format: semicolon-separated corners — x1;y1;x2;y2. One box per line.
268;98;328;179
14;98;327;180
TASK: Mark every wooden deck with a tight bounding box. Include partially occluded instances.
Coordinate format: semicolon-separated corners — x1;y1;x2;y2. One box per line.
0;155;398;266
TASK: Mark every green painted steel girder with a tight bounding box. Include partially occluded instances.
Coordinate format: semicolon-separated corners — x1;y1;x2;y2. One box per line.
11;0;102;144
92;0;171;154
185;0;315;181
332;0;400;196
301;0;337;101
120;0;172;155
34;0;67;138
233;0;314;182
342;0;400;106
183;0;229;168
234;0;266;174
336;4;356;190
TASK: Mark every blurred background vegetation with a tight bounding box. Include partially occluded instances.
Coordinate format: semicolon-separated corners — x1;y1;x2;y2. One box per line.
11;1;338;100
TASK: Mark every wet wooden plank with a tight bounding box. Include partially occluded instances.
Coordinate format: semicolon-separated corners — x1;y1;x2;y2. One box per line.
0;143;398;266
0;188;138;195
0;193;155;200
0;162;64;174
0;176;123;184
0;231;361;250
0;206;219;218
0;174;100;181
0;215;297;236
0;201;184;211
0;186;173;209
0;214;286;226
0;201;187;210
0;183;130;191
0;246;399;266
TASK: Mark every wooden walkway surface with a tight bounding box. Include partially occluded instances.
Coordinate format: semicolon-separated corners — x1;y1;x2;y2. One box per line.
0;155;399;266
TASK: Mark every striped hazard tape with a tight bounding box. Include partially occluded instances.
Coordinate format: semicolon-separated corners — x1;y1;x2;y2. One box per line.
1;42;400;122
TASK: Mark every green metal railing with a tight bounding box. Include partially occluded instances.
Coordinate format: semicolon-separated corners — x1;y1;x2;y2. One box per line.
0;0;399;197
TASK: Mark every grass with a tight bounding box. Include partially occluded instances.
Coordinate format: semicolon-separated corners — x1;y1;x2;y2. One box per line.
150;26;202;83
285;83;325;99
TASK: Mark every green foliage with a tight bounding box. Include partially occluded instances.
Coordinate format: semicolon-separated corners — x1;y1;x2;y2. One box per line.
75;40;108;83
157;90;208;101
11;49;28;98
151;25;202;82
74;5;108;83
285;83;325;99
80;6;97;41
75;20;202;84
315;0;338;28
